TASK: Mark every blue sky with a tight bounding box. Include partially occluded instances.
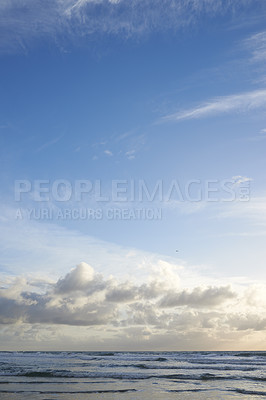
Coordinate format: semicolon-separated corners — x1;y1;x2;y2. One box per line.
1;0;266;350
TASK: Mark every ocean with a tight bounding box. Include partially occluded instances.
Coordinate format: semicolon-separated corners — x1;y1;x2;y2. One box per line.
0;351;265;399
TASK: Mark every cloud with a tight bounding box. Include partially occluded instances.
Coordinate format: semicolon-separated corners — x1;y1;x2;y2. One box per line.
231;175;252;186
104;149;113;156
227;313;266;331
161;89;266;122
105;279;168;303
125;150;136;160
0;204;158;279
0;0;262;53
217;196;266;222
244;30;266;63
242;30;266;84
0;263;253;326
55;262;106;294
1;261;266;349
159;286;236;308
158;29;266;126
0;263;117;326
1;203;266;348
36;134;64;152
105;283;137;303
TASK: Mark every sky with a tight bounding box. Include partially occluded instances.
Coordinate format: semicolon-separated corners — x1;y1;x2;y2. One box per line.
0;0;266;351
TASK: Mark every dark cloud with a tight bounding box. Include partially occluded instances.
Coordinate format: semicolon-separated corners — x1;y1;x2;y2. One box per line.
227;314;266;331
159;286;236;308
105;284;138;303
105;280;163;303
0;297;25;324
0;290;116;326
138;281;165;300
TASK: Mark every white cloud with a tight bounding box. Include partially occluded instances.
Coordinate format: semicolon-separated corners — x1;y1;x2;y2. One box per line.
55;262;103;294
0;0;261;53
241;30;266;84
125;149;136;160
36;134;64;152
217;196;266;222
104;149;113;156
1;201;266;348
244;30;266;63
1;261;266;350
161;89;266;122
231;175;252;186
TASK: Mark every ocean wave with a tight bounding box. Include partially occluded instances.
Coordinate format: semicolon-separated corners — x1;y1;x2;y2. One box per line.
249;376;266;382
0;351;265;387
167;389;205;392
0;389;137;394
130;364;255;372
234;352;266;358
0;370;152;379
160;372;233;381
234;388;266;396
1;368;264;382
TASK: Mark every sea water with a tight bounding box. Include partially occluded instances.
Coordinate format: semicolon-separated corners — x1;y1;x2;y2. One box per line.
0;351;265;399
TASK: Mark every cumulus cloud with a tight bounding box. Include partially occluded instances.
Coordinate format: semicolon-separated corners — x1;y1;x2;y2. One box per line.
105;283;137;303
0;0;262;53
55;262;106;294
0;263;257;326
0;267;116;326
159;286;236;308
105;279;168;303
1;262;266;349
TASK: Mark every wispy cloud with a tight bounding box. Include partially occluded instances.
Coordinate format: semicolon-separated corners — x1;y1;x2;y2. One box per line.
247;128;266;142
242;30;266;84
0;0;262;53
125;149;136;160
244;30;266;63
231;175;252;187
104;149;113;156
216;196;266;223
161;89;266;122
36;134;64;152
